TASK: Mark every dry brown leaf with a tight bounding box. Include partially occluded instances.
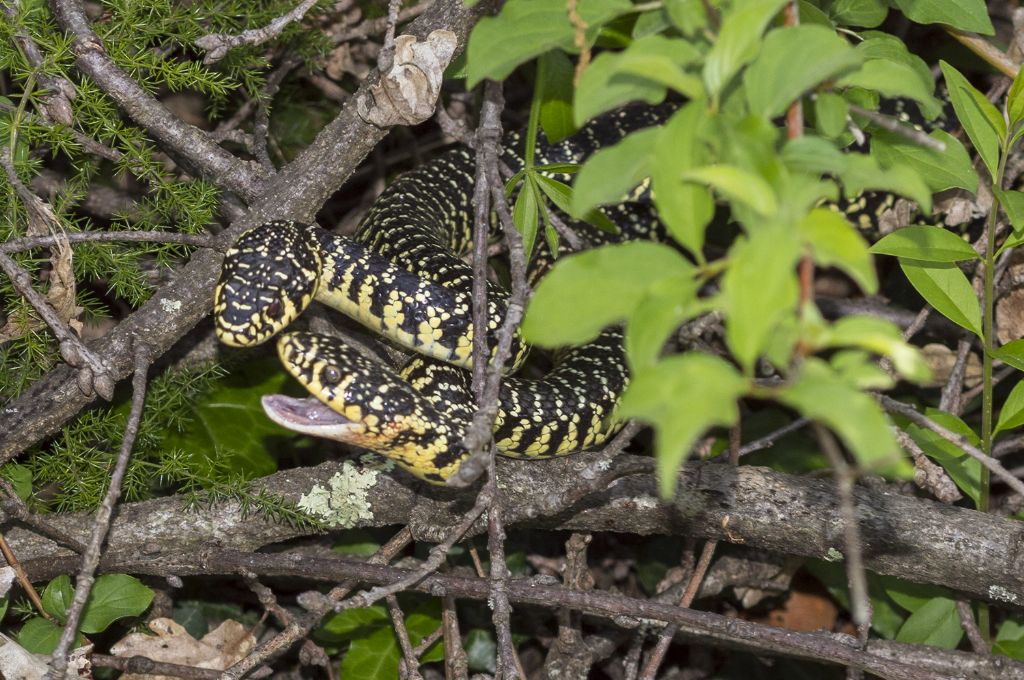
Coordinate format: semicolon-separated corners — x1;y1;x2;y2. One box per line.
110;618;256;680
921;343;982;388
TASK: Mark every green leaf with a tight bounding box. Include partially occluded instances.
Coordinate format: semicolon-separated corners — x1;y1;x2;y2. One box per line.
744;25;863;118
1008;65;1024;127
883;577;953;612
993;339;1024;371
895;597;964;649
42;575;73;622
534;175;618;235
80;574;154;634
537;51;576;143
840;154;933;214
166;358;292;476
18;617;63;654
575;35;699;124
338;600;442;679
872;129;978;194
856;32;938;118
820;315;931;383
838;59;941;115
625;274;703;370
722;228;800;372
466;0;635;87
828;0;888;27
890;0;994;35
995;188;1024;233
797;208;877;294
0;463;32;502
652;102;714;259
513;177;541;259
899;260;982;336
814;92;849;138
620;353;745;497
702;0;788;97
778;358;905;472
318;605;389;643
996;380;1024;435
870;225;978;262
940;61;1004;178
523;242;693;346
905;409;982;505
572;127;659;216
681;165;778;217
464;629;497;673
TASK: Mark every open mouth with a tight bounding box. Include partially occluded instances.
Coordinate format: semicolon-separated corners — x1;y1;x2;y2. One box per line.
261;394;361;439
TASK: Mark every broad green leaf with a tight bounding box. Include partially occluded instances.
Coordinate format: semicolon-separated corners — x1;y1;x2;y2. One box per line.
523;242;693;346
0;463;32;502
797;208;877;294
513;177;541;259
80;574;153;634
996;380;1024;435
665;0;708;33
899;260;982;336
702;0;788;97
828;0;887;27
625;274;703;369
995;188;1024;233
633;7;672;38
465;629;498;673
778;358;905;472
572;127;659;216
838;59;941;115
466;0;635;87
890;0;993;35
782;135;848;175
744;25;863;118
339;600;443;679
620;353;745;497
814;93;849;138
872;128;977;194
993;339;1024;371
870;225;978;262
883;577;953;612
856;32;937;117
538;51;576;143
167;359;293;476
996;619;1024;660
652;102;714;259
318;605;389;643
18;617;63;654
42;575;73;621
574;35;699;124
722;228;800;372
1009;65;1024;127
681;165;778;217
821;315;930;383
830;349;895;390
940;61;1004;178
611;42;704;99
905;409;982;505
895;597;964;649
840;154;932;214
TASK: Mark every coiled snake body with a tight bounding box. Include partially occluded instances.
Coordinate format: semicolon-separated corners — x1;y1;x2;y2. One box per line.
214;109;665;482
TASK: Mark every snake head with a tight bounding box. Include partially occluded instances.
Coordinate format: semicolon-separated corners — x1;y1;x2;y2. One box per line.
264;332;467;483
214;220;321;347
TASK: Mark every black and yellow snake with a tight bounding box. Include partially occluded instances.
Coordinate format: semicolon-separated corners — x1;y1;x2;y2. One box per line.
213;108;666;482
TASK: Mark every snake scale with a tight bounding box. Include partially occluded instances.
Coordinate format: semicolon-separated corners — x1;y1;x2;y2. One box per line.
214;108;667;482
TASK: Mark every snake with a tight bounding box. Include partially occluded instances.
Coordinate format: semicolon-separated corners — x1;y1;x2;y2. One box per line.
213;108;666;482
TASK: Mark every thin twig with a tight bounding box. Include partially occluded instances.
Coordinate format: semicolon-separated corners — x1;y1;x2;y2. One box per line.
878;394;1024;498
387;595;424;680
194;0;320;64
737;418;810;457
957;600;989;655
441;594;469;679
92;653;222;679
0;533;50;620
894;429;962;503
814;423;871;668
0;231;218;253
331;0;433;44
47;344;150;678
847;103;946;152
377;0;403;73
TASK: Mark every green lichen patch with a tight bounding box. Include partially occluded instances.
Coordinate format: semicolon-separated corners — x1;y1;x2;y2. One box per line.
297;462;377;527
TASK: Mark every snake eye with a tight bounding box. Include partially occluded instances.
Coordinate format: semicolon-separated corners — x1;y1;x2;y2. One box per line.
321;365;342;386
266;300;283;320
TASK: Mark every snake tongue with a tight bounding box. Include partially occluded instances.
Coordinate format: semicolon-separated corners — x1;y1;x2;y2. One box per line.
261;394;361;438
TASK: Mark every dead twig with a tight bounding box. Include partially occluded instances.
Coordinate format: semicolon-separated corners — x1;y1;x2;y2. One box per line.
195;0;320;64
47;344;151;678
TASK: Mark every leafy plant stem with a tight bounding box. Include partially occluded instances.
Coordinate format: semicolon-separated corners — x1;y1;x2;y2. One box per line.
524;58;545;172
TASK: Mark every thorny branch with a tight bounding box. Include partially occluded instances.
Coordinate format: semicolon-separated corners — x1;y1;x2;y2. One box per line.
47;345;150;678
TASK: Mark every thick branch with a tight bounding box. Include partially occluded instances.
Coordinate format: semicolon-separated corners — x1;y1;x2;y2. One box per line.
10;458;1024;605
